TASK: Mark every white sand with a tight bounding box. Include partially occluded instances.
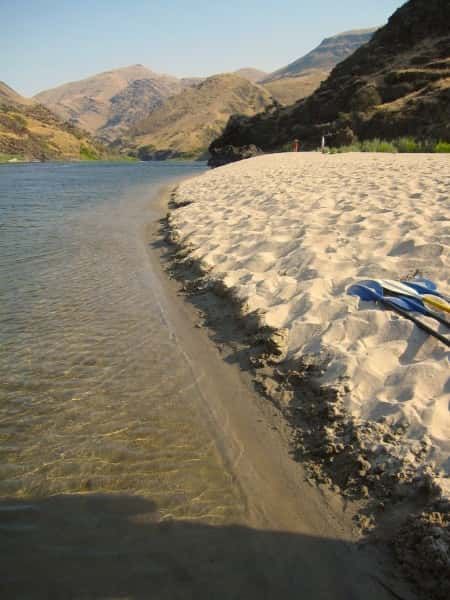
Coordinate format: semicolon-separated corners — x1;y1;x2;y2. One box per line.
170;153;450;476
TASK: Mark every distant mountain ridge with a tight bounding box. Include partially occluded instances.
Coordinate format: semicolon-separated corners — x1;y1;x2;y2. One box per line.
31;25;382;155
262;28;377;83
33;28;378;143
234;68;268;83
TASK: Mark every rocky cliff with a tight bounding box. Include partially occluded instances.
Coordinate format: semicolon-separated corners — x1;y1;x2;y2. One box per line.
209;0;450;165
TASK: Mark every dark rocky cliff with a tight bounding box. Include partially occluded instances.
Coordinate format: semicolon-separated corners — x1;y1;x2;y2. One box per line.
209;0;450;165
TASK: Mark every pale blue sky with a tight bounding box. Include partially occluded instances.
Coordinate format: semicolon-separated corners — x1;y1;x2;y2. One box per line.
4;0;405;97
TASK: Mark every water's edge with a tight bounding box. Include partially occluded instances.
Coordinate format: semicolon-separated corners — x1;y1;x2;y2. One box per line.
146;183;418;600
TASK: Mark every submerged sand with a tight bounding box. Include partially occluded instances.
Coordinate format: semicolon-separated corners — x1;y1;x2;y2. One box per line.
169;153;450;484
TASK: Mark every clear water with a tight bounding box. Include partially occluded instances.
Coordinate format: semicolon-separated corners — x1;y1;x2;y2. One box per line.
0;161;245;522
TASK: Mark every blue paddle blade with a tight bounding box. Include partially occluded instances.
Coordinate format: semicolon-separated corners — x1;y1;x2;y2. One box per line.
356;280;384;295
347;283;381;301
412;278;437;290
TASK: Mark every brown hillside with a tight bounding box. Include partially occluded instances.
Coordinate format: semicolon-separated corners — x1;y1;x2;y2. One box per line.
34;65;182;139
262;70;328;105
0;83;108;161
126;74;276;159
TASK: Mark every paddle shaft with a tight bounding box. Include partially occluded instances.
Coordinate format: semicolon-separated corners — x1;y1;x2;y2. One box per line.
422;295;450;314
385;295;450;328
380;297;450;347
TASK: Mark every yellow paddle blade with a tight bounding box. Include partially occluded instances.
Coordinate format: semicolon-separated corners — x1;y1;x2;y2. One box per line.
423;294;450;314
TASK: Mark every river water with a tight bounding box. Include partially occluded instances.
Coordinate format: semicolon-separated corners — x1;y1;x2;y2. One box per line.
0;162;408;600
0;161;246;521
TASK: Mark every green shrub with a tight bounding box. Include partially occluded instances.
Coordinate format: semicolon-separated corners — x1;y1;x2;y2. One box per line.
0;153;21;162
361;138;398;153
336;144;361;153
394;137;421;153
435;141;450;153
79;144;99;160
421;139;437;153
321;137;450;154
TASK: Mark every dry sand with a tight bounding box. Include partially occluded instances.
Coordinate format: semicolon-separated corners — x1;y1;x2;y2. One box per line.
169;153;450;485
166;153;450;599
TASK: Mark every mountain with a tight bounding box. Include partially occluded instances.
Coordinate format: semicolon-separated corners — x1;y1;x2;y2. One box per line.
262;29;377;83
34;65;183;140
0;82;109;162
124;74;276;159
209;0;450;166
234;68;268;82
259;28;377;106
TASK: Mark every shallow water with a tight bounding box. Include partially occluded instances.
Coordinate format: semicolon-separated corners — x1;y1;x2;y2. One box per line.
0;161;246;522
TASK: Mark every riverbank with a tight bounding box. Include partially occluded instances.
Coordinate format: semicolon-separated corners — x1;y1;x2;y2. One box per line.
148;184;423;600
161;153;450;600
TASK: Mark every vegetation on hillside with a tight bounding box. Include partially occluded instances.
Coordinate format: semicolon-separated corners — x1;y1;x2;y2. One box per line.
0;85;113;162
122;74;276;160
327;137;450;153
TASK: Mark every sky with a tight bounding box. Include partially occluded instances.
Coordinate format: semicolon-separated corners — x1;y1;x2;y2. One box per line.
4;0;405;97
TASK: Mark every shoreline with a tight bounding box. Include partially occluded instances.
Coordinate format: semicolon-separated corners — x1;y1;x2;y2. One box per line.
147;183;419;600
156;154;450;600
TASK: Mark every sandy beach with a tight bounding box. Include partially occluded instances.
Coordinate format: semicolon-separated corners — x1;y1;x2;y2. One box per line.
166;152;450;598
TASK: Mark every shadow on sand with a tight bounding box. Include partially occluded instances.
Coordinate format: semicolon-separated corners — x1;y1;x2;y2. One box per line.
0;492;398;600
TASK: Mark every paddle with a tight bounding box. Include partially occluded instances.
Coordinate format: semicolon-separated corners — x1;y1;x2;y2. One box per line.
362;282;450;328
401;279;450;303
365;279;450;314
347;283;450;347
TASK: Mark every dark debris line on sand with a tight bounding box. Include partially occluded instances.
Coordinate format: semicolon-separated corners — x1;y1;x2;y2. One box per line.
160;185;450;600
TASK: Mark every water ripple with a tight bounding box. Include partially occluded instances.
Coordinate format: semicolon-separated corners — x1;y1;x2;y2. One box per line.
0;162;245;523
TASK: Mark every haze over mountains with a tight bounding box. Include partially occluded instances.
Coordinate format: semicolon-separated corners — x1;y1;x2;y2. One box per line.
30;27;377;156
